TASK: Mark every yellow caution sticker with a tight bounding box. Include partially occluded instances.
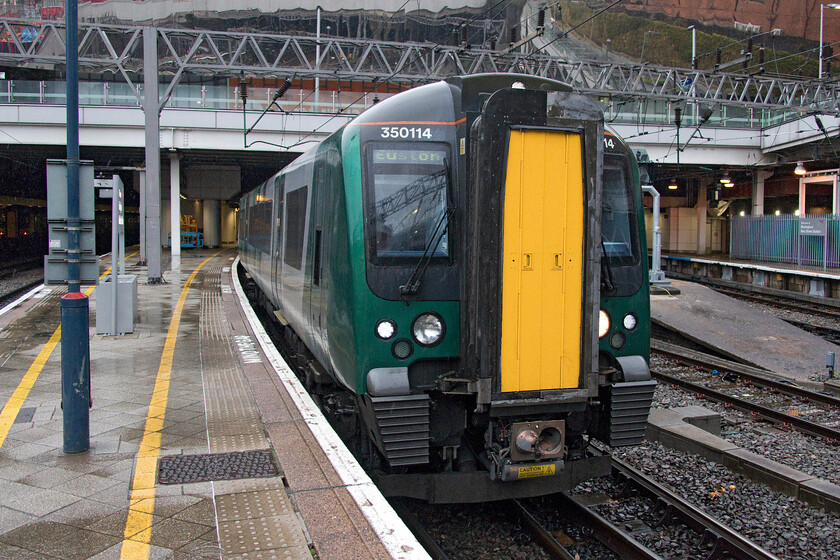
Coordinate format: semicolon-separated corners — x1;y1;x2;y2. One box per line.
517;464;556;479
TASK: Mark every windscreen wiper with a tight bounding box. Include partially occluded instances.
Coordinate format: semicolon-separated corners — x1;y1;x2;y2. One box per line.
601;237;616;294
399;158;453;299
399;206;453;298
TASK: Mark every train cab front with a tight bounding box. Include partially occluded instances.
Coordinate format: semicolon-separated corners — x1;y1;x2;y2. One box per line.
357;75;652;503
456;77;612;492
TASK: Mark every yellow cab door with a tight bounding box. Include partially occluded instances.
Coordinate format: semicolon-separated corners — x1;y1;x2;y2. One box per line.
500;129;584;392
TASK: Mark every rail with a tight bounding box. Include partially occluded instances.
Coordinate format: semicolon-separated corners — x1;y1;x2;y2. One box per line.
609;458;783;560
651;339;840;406
651;368;840;442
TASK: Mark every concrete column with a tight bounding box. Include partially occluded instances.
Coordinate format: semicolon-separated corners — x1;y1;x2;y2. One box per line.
833;175;840;216
202;199;221;248
752;170;772;216
169;153;181;268
222;204;238;244
139;170;146;265
143;26;162;283
697;179;708;255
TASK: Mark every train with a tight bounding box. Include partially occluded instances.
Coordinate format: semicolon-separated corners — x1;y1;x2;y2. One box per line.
0;201;139;264
238;73;655;503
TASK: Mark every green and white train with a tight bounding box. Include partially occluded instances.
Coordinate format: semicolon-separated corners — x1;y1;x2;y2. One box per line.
239;73;654;503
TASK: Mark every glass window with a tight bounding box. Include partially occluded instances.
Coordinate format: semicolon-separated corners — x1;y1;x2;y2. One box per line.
365;143;450;261
284;186;308;270
602;156;640;266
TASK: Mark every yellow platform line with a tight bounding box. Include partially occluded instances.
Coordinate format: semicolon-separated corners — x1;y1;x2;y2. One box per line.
120;252;221;560
0;327;62;449
0;249;139;451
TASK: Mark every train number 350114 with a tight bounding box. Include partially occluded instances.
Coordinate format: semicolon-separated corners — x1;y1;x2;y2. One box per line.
380;126;433;139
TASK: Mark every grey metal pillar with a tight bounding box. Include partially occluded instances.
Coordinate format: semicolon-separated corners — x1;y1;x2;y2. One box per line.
169;153;181;269
143;27;162;283
138;170;146;265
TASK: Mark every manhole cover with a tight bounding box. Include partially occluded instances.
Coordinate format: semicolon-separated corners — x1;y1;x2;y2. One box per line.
14;407;35;424
157;449;279;485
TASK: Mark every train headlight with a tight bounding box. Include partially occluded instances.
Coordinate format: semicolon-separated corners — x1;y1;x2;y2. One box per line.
412;312;444;347
623;313;638;331
375;319;397;340
598;309;610;338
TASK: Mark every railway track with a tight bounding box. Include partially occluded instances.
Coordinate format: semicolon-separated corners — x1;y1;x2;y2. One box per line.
652;339;840;443
782;318;840;345
403;455;784;560
0;279;44;311
706;283;840;320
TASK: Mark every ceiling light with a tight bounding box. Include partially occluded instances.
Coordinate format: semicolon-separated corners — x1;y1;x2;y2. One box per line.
719;172;731;184
794;162;806;175
668;178;678;190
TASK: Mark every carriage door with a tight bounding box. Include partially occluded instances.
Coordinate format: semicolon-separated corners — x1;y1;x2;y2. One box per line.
272;176;285;303
308;161;326;339
499;129;584;393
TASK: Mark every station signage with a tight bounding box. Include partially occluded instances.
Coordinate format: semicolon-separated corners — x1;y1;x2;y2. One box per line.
800;218;827;236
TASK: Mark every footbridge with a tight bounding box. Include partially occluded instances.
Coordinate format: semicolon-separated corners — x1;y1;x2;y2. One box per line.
2;18;839;278
1;18;838;163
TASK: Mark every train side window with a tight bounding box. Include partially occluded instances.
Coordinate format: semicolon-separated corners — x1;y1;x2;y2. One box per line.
284;186;308;270
275;176;285;257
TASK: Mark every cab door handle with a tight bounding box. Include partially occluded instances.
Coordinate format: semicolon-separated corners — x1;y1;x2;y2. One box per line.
523;253;533;270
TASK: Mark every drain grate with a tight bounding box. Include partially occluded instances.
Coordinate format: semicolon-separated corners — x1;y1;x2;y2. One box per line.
158;449;280;485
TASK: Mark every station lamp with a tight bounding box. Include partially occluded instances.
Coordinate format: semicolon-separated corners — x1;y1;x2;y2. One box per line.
794;161;807;175
668;178;678;190
719;172;731;185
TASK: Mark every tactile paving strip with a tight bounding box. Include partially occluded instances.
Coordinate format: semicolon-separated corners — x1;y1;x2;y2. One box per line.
158;449;280;485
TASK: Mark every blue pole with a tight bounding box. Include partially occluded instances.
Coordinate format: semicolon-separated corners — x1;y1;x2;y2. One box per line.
62;0;90;453
61;293;90;453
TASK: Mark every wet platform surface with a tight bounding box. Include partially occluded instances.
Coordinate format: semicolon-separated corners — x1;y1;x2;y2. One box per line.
0;249;422;560
651;280;840;382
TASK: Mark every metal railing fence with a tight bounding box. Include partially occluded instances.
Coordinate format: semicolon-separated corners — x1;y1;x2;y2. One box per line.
730;215;840;269
0;78;802;129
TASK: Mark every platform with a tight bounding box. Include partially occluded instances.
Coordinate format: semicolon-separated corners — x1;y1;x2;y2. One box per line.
660;253;840;299
651;280;840;383
0;249;426;560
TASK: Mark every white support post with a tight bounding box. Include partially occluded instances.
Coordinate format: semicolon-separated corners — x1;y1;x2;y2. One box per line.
642;185;669;285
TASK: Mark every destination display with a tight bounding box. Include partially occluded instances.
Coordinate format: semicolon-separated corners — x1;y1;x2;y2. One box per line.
372;149;446;165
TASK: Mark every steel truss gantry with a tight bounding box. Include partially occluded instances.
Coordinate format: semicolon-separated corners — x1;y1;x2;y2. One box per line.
1;18;839;115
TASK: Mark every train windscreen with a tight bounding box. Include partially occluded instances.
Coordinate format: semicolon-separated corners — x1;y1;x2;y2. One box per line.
602;154;643;295
365;143;451;262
